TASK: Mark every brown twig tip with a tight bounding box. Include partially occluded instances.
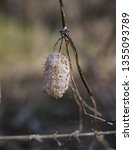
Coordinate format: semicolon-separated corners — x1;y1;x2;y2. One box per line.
59;0;67;28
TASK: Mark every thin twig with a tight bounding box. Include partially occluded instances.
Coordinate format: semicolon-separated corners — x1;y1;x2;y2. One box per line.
58;0;97;119
56;0;114;139
64;38;101;116
0;130;116;141
70;83;101;116
59;0;67;28
58;0;101;130
65;33;97;124
83;107;114;126
70;82;113;126
59;38;63;52
65;39;83;131
53;37;63;51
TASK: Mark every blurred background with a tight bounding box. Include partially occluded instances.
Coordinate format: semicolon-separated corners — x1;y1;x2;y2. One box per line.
0;0;115;149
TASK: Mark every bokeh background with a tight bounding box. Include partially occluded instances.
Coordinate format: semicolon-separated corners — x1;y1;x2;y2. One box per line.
0;0;116;149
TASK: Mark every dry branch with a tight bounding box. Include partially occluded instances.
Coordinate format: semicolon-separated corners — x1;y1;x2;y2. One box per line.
0;130;116;142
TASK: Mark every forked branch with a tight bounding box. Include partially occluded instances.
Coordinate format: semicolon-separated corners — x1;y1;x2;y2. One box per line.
59;0;97;122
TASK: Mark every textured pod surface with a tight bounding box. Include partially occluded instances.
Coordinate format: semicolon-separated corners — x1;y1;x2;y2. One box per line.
43;52;70;98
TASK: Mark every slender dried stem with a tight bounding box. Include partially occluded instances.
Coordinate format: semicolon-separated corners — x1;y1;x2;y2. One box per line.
59;0;67;28
58;0;97;121
65;33;97;121
65;39;83;131
58;0;114;130
0;130;116;141
53;37;63;51
70;79;113;126
83;107;113;126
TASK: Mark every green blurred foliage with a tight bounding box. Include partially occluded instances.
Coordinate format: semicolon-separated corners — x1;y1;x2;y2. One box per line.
0;15;32;63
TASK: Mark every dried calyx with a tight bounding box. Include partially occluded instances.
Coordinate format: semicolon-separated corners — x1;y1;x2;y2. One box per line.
43;52;70;99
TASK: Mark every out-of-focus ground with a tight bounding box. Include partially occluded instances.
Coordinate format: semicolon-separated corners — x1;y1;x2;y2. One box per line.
0;0;115;149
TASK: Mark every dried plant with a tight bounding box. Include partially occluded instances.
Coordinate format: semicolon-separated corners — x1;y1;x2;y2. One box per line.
0;1;115;149
43;0;113;132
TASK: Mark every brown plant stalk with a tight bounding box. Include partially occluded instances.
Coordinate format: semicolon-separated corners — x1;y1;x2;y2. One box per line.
0;130;116;142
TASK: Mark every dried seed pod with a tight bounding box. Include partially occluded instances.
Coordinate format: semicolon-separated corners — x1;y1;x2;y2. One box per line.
43;52;70;99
